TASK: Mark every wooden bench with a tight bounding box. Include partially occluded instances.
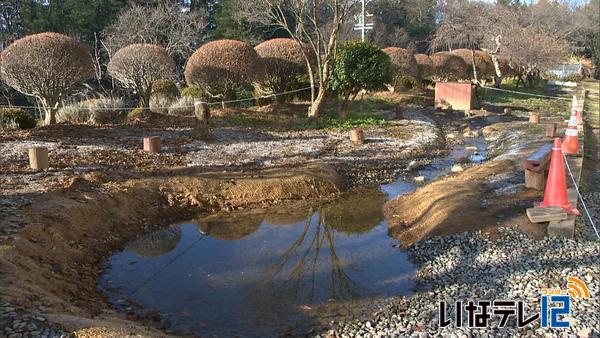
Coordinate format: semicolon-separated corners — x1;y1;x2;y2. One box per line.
522;143;552;190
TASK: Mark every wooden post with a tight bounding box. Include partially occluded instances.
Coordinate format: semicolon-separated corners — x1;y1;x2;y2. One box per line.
193;101;210;140
394;105;404;120
143;136;161;153
350;128;364;144
546;123;557;137
524;169;546;190
503;107;511;114
28;147;48;170
529;113;539;124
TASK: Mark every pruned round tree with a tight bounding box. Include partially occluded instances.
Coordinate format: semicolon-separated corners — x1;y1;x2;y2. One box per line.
185;39;264;103
451;49;494;81
329;41;392;118
430;52;469;81
0;32;94;125
254;38;308;102
107;44;175;108
414;54;434;78
382;47;419;79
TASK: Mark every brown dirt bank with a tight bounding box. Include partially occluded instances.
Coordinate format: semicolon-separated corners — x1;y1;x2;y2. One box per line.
386;121;558;247
0;164;343;335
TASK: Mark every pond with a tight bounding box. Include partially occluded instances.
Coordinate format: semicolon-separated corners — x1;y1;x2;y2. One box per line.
98;137;487;337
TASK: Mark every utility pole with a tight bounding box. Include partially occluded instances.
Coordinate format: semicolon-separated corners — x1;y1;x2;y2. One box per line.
353;0;373;41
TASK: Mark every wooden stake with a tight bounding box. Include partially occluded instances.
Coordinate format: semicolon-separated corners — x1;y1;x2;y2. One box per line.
28;147;48;170
350;128;364;144
503;107;511;114
143;136;161;153
529;113;539;124
193;101;210;140
546;123;557;137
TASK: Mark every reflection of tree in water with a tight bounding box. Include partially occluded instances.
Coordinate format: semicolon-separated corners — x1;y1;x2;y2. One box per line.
322;188;387;234
263;206;310;226
127;226;182;257
196;211;264;240
244;190;386;330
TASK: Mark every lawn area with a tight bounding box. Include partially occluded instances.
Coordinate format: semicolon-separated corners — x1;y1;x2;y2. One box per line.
478;79;572;118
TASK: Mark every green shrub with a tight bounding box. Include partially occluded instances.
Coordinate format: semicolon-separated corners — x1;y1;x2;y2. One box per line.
0;107;37;130
329;41;392;118
181;85;205;98
56;98;126;124
393;75;417;90
151;79;179;97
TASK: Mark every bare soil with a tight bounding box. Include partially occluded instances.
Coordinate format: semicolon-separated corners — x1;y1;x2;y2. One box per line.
0;164;342;336
0;92;579;336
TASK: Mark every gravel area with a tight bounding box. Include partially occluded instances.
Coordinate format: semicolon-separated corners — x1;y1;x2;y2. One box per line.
0;302;68;338
322;228;599;337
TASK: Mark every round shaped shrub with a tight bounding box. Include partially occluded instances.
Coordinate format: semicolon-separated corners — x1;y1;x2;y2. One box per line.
184;39;264;100
107;44;175;108
151;79;179;98
382;47;419;79
430;52;469;81
414;54;433;78
451;49;494;79
0;107;36;130
0;32;94;125
255;38;307;76
329;41;392;118
181;85;205;98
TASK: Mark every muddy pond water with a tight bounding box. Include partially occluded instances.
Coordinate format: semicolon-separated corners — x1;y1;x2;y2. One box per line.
99;137;487;337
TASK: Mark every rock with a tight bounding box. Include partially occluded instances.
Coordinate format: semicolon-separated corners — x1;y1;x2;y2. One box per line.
414;176;425;184
577;328;592;338
465;146;478;152
451;164;464;173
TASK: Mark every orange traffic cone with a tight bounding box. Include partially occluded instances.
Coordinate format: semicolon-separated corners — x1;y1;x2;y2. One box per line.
572;96;584;125
562;108;579;155
539;138;579;215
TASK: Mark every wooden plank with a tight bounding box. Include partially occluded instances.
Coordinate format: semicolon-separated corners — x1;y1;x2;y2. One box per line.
527;207;568;223
522;144;552;172
524;169;545;190
548;215;575;239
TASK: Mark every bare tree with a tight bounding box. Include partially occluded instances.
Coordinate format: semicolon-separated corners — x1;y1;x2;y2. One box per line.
107;44;175;108
103;1;209;65
232;0;353;119
0;32;94;124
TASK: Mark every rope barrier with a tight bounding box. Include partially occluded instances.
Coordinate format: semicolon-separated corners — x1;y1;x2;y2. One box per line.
0;86;315;111
562;151;600;239
479;85;571;101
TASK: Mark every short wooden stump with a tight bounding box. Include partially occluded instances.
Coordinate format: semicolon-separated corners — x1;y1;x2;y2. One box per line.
28;147;49;170
529;113;539;124
350;128;364;144
546;123;557;137
143;136;161;153
503;107;511;114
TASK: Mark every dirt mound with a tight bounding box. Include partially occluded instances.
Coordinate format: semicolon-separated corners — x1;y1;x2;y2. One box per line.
0;164;343;334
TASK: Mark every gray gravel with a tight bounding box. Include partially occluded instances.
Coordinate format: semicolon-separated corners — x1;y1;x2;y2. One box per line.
0;302;68;338
321;228;599;337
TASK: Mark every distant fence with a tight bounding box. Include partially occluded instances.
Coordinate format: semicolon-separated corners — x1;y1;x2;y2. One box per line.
549;63;582;78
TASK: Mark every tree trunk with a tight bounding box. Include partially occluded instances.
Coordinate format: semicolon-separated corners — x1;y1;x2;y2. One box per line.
41;97;57;125
309;85;326;119
339;93;351;119
44;107;57;125
470;49;478;83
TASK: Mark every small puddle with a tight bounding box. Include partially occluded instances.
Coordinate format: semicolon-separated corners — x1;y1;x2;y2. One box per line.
99;136;487;337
